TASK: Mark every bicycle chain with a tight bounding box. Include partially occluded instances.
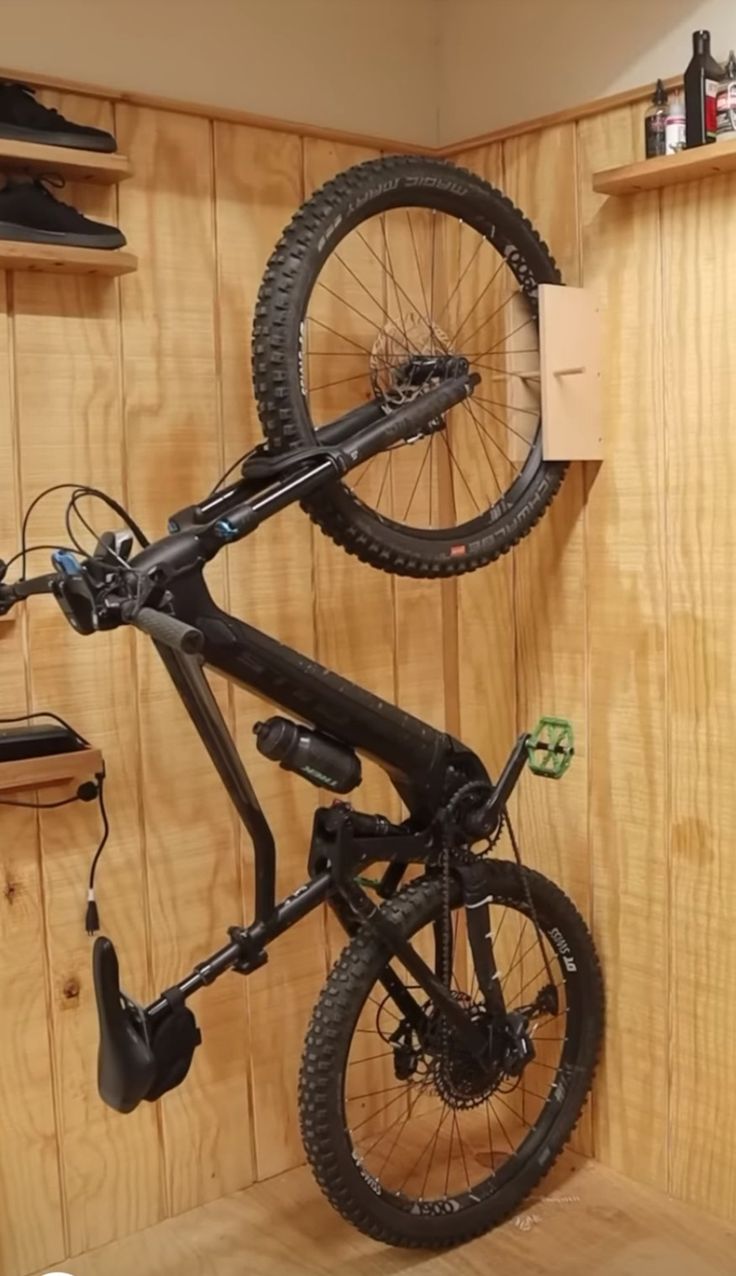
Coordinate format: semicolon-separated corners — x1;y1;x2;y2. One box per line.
436;779;555;1074
438;780;497;1072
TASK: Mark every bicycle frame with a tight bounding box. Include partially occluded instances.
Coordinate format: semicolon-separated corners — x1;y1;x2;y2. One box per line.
143;564;503;1022
5;368;542;1112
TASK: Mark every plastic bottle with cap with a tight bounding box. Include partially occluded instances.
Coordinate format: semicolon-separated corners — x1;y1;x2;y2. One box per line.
645;78;668;157
666;91;686;153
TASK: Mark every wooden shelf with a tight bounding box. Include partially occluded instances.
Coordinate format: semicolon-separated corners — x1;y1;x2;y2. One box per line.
0;136;131;184
593;136;736;195
0;241;137;276
0;746;103;795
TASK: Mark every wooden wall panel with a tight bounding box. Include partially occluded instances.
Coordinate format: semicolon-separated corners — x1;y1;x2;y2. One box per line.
502;124;591;1153
453;145;517;785
577;106;669;1188
663;174;736;1219
13;93;164;1258
302;140;396;779
115;103;253;1215
5;73;736;1276
0;276;66;1276
384;204;447;732
213;120;325;1179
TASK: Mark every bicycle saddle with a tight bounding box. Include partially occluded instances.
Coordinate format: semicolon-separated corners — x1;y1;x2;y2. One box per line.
93;936;155;1114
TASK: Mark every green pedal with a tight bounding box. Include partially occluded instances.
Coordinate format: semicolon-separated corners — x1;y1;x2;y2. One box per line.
527;717;575;779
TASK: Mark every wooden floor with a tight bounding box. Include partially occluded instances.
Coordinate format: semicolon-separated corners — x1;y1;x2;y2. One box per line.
36;1155;736;1276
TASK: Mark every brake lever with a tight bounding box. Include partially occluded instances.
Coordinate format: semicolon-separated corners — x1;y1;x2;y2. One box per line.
51;550;99;634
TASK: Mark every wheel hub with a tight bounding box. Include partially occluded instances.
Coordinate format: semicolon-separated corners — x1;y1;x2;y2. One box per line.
370;313;468;409
426;992;504;1110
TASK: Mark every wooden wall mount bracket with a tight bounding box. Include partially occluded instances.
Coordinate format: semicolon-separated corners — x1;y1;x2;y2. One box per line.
539;284;603;461
0;746;104;798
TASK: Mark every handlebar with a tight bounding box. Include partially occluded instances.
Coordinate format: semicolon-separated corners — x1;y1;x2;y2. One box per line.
122;606;204;655
0;570;204;657
1;370;482;637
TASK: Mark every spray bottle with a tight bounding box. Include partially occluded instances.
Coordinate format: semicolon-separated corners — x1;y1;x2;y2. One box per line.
645;79;668;157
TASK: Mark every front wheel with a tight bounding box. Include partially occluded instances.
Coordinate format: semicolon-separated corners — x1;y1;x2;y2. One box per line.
253;155;567;578
299;865;603;1248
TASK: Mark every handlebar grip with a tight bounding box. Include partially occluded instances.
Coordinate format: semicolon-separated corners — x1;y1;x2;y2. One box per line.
130;607;204;655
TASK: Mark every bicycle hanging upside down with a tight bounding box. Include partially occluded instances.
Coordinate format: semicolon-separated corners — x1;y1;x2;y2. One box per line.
0;155;602;1250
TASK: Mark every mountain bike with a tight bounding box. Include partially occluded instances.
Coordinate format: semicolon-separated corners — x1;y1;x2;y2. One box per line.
0;156;602;1249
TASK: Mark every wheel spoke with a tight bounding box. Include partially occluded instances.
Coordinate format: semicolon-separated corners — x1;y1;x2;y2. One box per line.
405;210;432;327
438;431;482;513
472;397;537;448
379;215;411;348
457;289;517;352
464;401;522;475
333;245;413;357
374;450;393;514
474;393;540;418
348;1083;409;1102
350;1087;408;1133
355;226;428;327
402;438;432;522
434;234;485;330
315;279;412;356
453;1111;472;1191
347;1050;394;1066
401;1102;451;1195
418;1102;452;1198
310;369;373;393
306;314;374;355
464;404;503;498
351;455;379;491
449;255;507;346
368;995;401;1022
479;316;536;358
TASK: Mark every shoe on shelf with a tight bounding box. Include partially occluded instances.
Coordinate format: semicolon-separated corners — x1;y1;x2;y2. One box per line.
0;82;117;153
0;176;126;250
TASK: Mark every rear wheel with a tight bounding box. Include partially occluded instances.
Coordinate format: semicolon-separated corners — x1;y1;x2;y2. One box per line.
299;865;603;1247
253;155;568;578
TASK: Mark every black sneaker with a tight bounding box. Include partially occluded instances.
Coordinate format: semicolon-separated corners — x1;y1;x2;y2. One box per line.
0;82;117;153
0;177;126;249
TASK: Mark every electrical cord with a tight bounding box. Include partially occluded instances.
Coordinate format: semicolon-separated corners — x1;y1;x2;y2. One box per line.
0;792;80;810
0;710;109;935
0;708;89;744
0;543;78;575
84;770;109;935
17;481;149;581
208;450;252;495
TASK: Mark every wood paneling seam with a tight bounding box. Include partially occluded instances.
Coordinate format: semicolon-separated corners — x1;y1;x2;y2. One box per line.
8;264;72;1261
